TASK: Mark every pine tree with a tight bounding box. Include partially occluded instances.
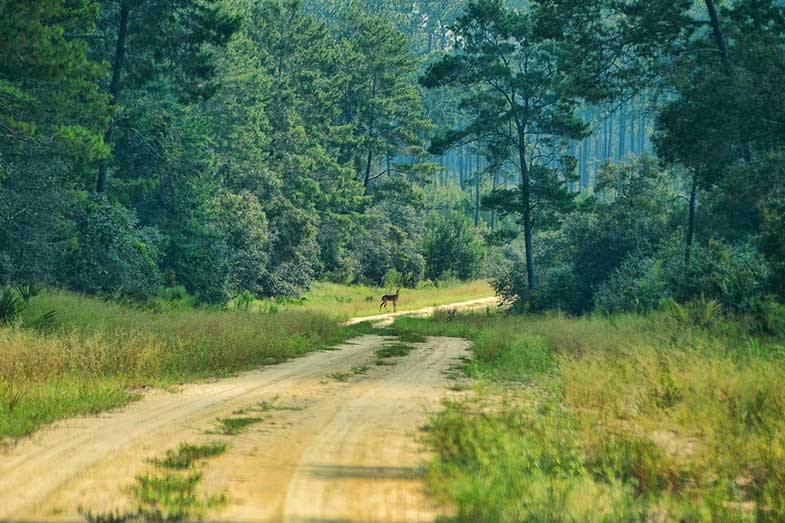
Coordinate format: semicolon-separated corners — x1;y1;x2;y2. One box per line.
421;0;586;292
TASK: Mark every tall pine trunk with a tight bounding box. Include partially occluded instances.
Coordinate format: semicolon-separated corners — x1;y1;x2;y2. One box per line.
638;95;646;154
704;0;729;61
458;146;465;189
96;0;130;194
617;103;626;160
685;172;698;265
363;78;377;192
516;123;535;290
363;149;373;189
491;169;498;230
474;155;481;226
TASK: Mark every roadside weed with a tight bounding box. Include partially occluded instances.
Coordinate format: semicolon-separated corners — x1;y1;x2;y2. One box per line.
210;416;263;435
375;344;413;359
152;442;227;470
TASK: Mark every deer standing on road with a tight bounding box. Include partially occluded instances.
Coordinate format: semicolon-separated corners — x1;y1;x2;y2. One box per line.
380;287;400;312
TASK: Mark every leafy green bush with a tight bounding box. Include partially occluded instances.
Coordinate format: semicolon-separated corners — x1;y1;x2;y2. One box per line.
233;290;255;311
664;240;772;315
62;194;162;300
0;287;24;325
595;255;670;314
664;297;724;328
494;261;584;314
761;189;785;300
382;268;402;290
422;211;484;281
15;282;43;301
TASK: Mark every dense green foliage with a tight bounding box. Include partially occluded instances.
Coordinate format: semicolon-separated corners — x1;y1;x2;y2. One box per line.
479;0;785;316
3;0;783;316
0;0;488;303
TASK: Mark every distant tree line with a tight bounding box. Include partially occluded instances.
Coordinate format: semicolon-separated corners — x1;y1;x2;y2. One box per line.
0;0;488;303
2;0;784;319
420;0;785;321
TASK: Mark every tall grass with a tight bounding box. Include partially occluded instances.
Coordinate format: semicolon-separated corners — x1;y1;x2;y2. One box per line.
0;291;353;439
392;311;785;521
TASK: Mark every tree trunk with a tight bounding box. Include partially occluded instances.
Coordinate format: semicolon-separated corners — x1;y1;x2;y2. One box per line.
638;95;646;154
96;0;130;194
363;149;373;188
704;0;729;63
617;103;626;160
491;169;498;230
363;78;377;191
703;0;752;162
458;146;466;190
465;152;472;191
685;172;698;265
568;140;577;192
516;123;535;291
474;155;481;227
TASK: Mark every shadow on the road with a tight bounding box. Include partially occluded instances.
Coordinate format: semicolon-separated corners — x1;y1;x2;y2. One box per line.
301;463;424;481
275;519;415;523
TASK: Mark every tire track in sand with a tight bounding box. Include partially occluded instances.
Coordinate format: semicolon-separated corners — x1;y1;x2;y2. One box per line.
0;302;479;522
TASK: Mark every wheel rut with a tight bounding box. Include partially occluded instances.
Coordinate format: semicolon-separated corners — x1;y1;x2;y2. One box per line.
0;332;470;523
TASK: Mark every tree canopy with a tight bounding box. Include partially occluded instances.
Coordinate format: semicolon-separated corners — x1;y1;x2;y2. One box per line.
1;0;784;317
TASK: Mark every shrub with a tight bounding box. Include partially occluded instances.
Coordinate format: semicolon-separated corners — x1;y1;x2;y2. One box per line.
383;268;402;290
61;194;162;300
422;211;484;281
595;254;670;314
664;240;771;315
761;190;785;300
664;297;724;328
494;262;584;314
233;290;255;311
0;287;24;325
750;297;785;336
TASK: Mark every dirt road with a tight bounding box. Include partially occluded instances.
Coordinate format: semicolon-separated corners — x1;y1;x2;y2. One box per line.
0;302;483;522
342;296;498;326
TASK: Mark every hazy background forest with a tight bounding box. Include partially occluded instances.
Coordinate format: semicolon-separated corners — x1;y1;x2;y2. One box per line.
2;0;783;319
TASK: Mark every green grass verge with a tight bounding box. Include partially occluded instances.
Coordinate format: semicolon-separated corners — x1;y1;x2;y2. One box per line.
393;310;785;521
0;290;367;439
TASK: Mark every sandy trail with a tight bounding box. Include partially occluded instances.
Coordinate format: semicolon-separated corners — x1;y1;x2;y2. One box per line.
342;296;497;326
0;301;482;523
